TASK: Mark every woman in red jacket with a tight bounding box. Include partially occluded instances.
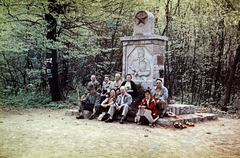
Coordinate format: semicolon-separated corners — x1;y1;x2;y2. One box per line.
135;90;159;126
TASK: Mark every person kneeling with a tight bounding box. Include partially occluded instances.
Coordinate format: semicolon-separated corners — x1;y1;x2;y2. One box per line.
105;86;132;124
76;85;101;120
135;90;159;126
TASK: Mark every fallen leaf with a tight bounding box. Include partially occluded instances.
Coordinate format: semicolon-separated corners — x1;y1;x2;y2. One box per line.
206;132;211;134
48;115;50;117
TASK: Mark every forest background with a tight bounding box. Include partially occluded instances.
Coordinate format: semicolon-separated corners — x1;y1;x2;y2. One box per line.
0;0;239;113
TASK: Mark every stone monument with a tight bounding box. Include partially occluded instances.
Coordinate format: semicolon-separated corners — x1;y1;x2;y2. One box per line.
120;10;168;89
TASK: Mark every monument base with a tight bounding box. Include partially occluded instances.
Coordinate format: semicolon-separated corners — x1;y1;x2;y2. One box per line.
65;104;218;127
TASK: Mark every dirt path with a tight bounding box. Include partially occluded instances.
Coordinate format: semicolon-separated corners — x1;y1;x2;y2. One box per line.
0;107;240;158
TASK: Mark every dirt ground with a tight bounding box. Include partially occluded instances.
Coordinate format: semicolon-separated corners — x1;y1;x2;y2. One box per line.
0;107;240;158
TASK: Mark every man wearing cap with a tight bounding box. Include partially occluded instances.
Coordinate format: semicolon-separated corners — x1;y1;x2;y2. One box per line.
77;85;101;119
151;78;168;118
105;86;132;124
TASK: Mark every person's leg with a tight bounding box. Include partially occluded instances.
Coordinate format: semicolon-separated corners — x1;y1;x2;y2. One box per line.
81;103;94;112
105;104;116;122
156;100;166;118
99;106;109;113
159;100;166;117
77;103;93;119
78;102;93;113
142;109;155;123
119;105;129;124
94;105;101;115
107;104;116;117
121;105;129;118
135;109;144;123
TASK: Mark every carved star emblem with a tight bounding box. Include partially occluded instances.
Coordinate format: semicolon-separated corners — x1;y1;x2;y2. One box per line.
135;11;148;27
136;14;147;25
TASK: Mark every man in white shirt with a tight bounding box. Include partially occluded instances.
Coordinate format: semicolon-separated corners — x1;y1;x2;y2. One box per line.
105;86;132;124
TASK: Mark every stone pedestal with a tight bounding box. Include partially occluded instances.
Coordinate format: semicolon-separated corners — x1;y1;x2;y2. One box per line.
168;104;195;115
120;10;168;89
157;113;218;127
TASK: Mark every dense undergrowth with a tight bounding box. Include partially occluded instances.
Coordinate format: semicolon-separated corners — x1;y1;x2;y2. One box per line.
0;91;80;110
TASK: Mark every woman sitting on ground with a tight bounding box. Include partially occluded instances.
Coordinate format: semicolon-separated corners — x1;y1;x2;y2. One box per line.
121;74;138;99
135;90;159;126
97;89;117;121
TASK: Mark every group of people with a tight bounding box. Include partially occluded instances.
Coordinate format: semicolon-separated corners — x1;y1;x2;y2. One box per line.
76;73;168;126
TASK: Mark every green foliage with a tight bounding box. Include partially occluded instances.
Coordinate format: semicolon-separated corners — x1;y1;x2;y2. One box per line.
0;0;239;111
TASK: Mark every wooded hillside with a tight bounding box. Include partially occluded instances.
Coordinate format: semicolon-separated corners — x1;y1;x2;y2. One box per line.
0;0;239;112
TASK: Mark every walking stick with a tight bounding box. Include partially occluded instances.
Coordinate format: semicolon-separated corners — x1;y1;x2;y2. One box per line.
77;86;84;114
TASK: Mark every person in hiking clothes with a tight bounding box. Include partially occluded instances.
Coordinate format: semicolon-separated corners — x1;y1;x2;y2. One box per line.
135;90;159;126
151;78;168;118
105;86;132;124
109;73;122;94
76;85;101;120
87;75;102;94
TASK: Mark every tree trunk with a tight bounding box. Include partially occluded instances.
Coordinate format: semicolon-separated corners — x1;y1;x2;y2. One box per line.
222;44;240;111
46;51;64;101
45;13;64;101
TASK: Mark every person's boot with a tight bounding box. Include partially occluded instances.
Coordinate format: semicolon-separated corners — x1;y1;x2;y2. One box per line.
120;116;124;124
76;112;84;119
89;113;96;120
137;116;143;125
105;116;113;123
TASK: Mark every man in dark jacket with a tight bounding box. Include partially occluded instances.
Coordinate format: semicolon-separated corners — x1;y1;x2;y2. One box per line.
77;85;101;120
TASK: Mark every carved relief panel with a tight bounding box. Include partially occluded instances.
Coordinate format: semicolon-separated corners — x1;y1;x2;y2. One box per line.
126;46;153;82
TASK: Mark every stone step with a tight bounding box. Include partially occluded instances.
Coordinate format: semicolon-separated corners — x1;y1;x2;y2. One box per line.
65;109;135;121
157;113;218;127
65;109;92;118
65;110;218;127
168;104;195;115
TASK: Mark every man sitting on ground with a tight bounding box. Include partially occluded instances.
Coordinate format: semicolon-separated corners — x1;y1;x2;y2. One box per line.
135;90;159;126
105;86;132;124
77;85;101;120
81;75;102;100
151;78;168;118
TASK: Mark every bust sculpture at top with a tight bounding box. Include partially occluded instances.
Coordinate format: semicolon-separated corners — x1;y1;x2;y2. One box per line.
133;10;154;36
